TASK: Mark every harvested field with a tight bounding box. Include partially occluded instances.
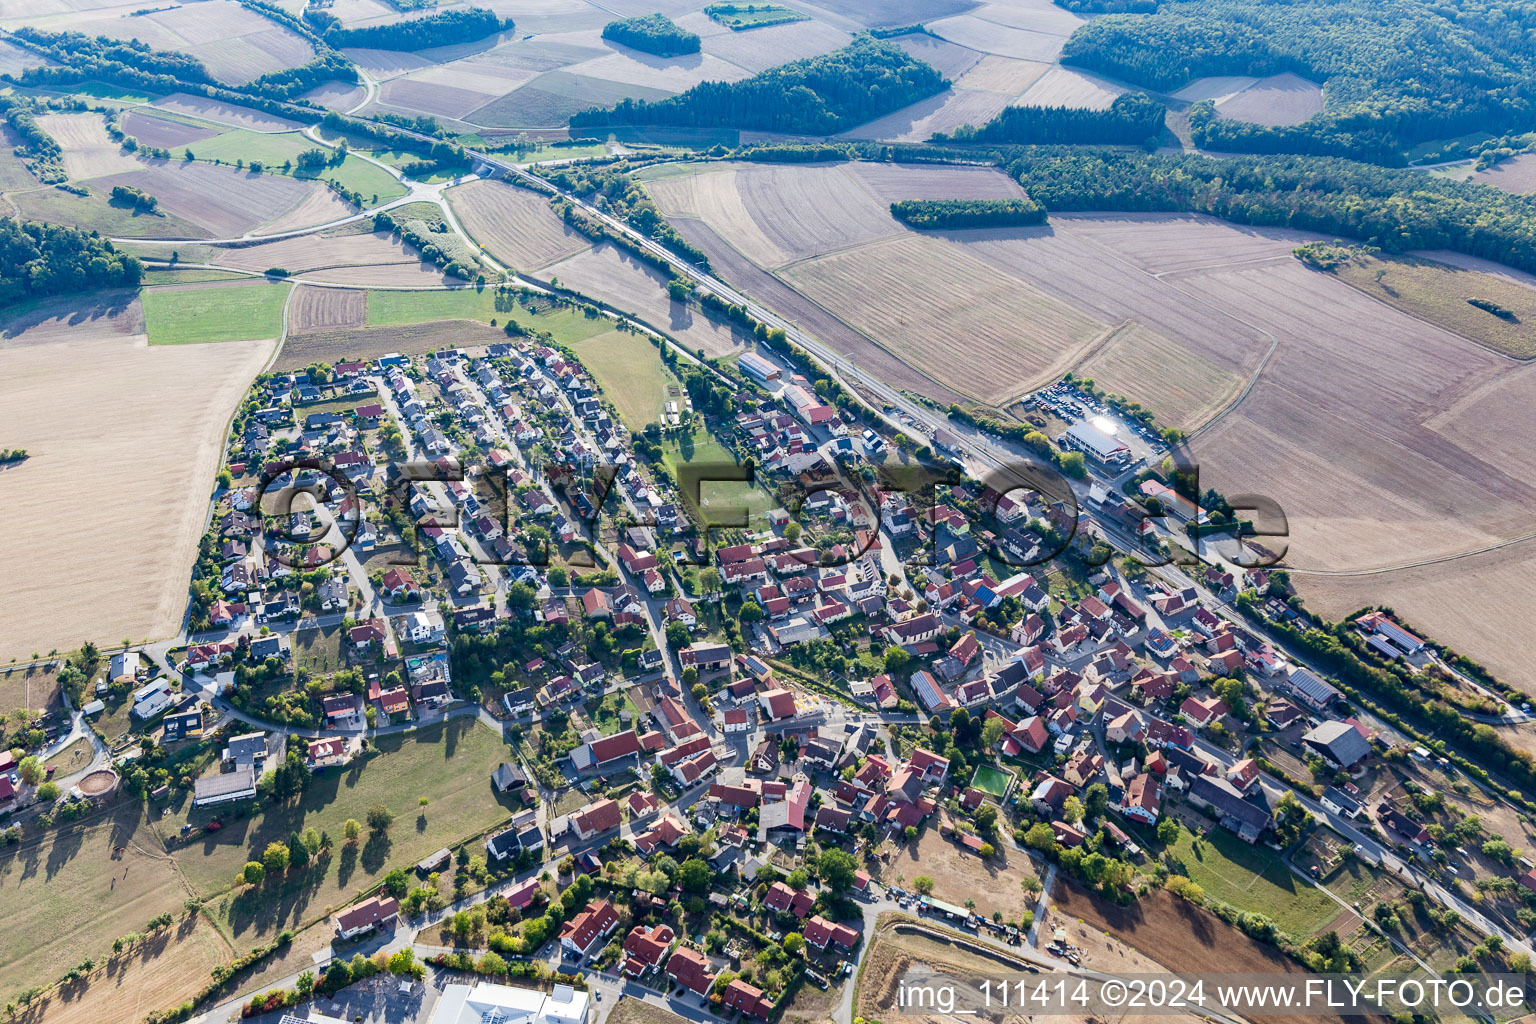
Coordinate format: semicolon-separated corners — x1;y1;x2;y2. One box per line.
109;0;313;85
1072;321;1242;431
1184;257;1536;573
0;298;271;657
274;320;509;368
90;160;321;237
0;37;50;73
929;14;1071;62
303;80;368;111
1326;252;1536;359
971;0;1086;36
150;93;302;132
842;87;1015;142
380;77;503;120
1214;73;1324;127
803;0;980;27
698;17;850;74
782;233;1106;404
0;803;195;1006
1016;65;1128;110
449;178;592;270
874;828;1040;921
288;285;368;333
1172;75;1260;104
1296;540;1536;694
643;159;1026;267
956;55;1052;96
541;242;751;357
34;112;140;179
1473;152;1536;194
342;47;436;79
258;187;355;234
887;31;985;79
313;263;461;286
211;230;425;275
118;110;219;150
24;916;232;1024
465;71;672;128
564;51;752;93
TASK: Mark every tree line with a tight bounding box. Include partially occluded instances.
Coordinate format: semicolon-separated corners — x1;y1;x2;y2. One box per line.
938;91;1165;146
569;35;948;135
890;197;1046;229
1002;145;1536;274
1058;0;1536;163
601;13;701;56
313;7;510;50
0;220;143;306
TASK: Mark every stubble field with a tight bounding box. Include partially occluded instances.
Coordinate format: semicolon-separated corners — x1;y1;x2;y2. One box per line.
447;178;593;270
0;294;274;660
72;0;313;85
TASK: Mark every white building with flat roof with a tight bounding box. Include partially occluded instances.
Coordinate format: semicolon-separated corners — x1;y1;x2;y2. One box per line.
431;983;589;1024
1065;421;1130;463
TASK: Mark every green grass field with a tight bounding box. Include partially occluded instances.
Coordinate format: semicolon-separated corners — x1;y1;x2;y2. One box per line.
366;288;617;350
1164;826;1338;937
182;129;407;206
575;329;675;429
970;764;1015;799
161;718;516;947
141;279;292;344
10;182;206;238
664;426;777;528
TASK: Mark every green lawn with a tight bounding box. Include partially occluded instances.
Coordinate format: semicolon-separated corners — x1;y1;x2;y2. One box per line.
575;329;675;430
591;689;640;736
1163;826;1338;937
141;279;292;344
970;764;1015;799
292;623;344;676
367;287;500;325
162;719;516;947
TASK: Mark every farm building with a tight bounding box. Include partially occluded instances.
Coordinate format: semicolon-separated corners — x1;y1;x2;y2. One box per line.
739;352;782;386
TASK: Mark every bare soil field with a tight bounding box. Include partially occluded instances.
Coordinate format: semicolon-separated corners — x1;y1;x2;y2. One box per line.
1172;75;1260;104
119;111;220;150
381;76;504;120
888;31;985;79
150;93;303;132
303;80;368;111
34;112;141;179
874;828;1041;921
929;14;1072;62
782;232;1106;404
971;0;1086;36
1016;66;1128;110
258;187;355;234
212;230;425;275
311;262;460;286
288;285;368;333
801;0;980;27
540;242;751;357
1072;320;1243;431
1214;73;1325;127
91;160;320;237
465;70;673;128
697;17;850;74
274;320;508;368
449;178;592;270
1473;153;1536;194
0;295;272;659
1323;253;1536;359
0;803;195;1007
